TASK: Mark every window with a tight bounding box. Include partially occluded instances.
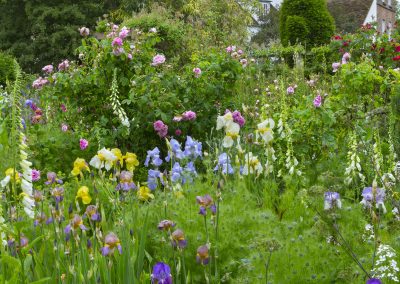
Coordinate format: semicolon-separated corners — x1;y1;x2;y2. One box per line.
381;19;386;33
388;0;392;6
262;3;270;15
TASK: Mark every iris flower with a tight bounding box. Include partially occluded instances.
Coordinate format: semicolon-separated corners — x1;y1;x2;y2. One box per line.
361;187;386;213
124;152;139;172
116;171;137;191
171;229;187;249
101;232;122;256
151;262;172;284
76;186;92;204
257;118;275;144
242;152;263;176
137;186;154;201
196;195;217;216
158;220;176;231
71;158;90;177
89;148;118;171
324;192;341;210
196;245;210;265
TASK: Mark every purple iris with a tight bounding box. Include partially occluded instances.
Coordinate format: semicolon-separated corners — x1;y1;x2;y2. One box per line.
184;136;202;160
361;187;386;213
151;262;173;284
196;194;217;216
144;147;163;167
45;172;63;185
171;162;183;184
166;138;185;162
85;205;101;222
214;153;234;174
366;279;382;284
171;229;187;249
324;192;341;210
51;187;64;203
196;245;210;265
147;169;161;190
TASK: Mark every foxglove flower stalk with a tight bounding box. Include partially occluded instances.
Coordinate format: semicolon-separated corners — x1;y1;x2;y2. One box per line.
324;192;342;210
344;132;365;185
151;262;172;284
110;69;130;128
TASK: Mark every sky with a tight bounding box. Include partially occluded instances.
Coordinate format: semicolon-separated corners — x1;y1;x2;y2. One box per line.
271;0;283;7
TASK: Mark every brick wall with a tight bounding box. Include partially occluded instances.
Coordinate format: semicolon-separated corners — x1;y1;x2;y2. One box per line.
377;0;396;33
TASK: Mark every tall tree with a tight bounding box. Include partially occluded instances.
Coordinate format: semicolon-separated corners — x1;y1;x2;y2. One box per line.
280;0;335;47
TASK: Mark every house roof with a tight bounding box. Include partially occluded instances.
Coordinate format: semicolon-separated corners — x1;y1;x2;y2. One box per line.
327;0;374;33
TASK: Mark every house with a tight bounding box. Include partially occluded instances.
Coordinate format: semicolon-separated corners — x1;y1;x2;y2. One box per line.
363;0;397;34
248;0;279;38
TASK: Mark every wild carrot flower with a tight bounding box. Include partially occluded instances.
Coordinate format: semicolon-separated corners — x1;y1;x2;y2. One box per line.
101;232;122;256
324;192;341;210
152;54;166;66
196;245;210;265
151;262;172;284
79;139;88;150
171;229;187;249
76;186;92;204
158;220;176;231
137;186;154;201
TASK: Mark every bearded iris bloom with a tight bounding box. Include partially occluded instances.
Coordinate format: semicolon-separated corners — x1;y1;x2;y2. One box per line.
137;186;154;201
257;118;275;144
242;152;263;176
65;215;88;239
171;162;184;184
366;279;382;284
101;232;122;256
76;186;92;204
165;138;185;162
124;152;139;172
147;169;161;190
71;158;90;178
85;205;101;221
171;229;187;249
361;187;386;213
45;172;63;185
158;220;176;231
196;195;217;216
196;245;210;265
324;192;341;210
145;147;163;167
184;136;202;159
116;171;137;191
214;153;234;174
89;148;118;171
51;187;65;204
151;262;172;284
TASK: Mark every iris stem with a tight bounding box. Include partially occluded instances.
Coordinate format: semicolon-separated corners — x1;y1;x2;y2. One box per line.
265;250;272;284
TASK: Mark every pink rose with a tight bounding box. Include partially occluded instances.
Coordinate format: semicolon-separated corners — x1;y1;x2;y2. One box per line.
119;27;130;39
79;138;89;150
58;60;70;71
182;110;197;121
193;67;202;78
61;124;68;132
112;37;123;47
79;27;90;37
32;169;41;182
42;65;54;74
152;54;166;66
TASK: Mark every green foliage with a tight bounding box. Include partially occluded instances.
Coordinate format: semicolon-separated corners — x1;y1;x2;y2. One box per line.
280;0;335;47
251;6;280;46
0;51;15;85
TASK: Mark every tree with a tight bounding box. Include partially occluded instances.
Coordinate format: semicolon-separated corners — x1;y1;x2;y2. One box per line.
251;6;280;46
280;0;335;47
0;0;119;73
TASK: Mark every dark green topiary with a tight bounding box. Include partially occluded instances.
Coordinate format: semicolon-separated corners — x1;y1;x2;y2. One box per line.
0;51;15;86
280;0;335;47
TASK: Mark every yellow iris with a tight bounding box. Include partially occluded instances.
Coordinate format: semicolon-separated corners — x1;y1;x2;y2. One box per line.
124;152;139;172
71;158;90;177
111;148;124;166
137;186;154;201
76;186;92;204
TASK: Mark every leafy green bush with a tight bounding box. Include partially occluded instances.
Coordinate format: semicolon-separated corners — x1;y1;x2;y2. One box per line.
0;51;15;85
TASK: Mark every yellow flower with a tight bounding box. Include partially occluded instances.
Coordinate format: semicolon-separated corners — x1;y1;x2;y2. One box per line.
76;186;92;204
111;148;124;167
4;168;20;184
71;158;90;177
137;186;154;201
124;152;139;172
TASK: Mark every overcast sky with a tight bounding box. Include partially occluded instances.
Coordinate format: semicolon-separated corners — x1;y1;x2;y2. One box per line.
271;0;283;7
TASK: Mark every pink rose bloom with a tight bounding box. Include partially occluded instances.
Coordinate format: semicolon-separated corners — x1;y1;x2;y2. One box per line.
58;60;70;71
119;26;130;39
152;54;166;66
238;49;243;55
341;52;350;64
112;37;123;47
32;77;49;89
153;120;168;138
42;65;54;74
193;67;202;78
32;169;41;182
182;110;197;121
79;138;89;150
313;95;322;108
61;124;68;132
286;86;295;95
175;129;182;136
112;24;119;32
332;62;340;72
226;46;233;53
79;27;90;37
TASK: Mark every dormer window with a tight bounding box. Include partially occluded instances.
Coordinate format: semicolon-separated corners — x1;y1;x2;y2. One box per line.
262;3;271;15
